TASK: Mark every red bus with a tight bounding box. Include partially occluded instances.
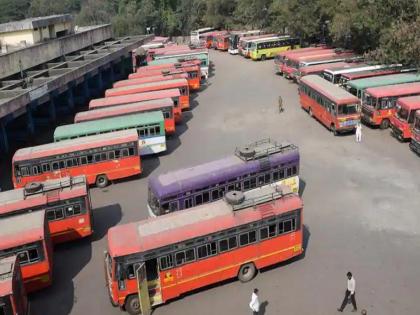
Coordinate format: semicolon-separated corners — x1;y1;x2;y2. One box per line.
299;75;360;135
0;176;93;244
104;79;190;111
129;65;201;91
12;129;141;189
294;61;355;82
361;83;420;129
76;98;176;134
409;110;420;155
274;46;329;73
390;96;420;141
146;45;191;62
0;210;53;293
338;68;407;86
0;255;29;315
283;50;354;79
104;185;303;315
215;34;230;51
136;60;201;73
114;73;187;88
203;31;227;48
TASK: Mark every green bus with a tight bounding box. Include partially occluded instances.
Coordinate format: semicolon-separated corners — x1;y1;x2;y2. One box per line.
345;73;420;99
54;111;166;156
249;36;300;61
149;51;209;79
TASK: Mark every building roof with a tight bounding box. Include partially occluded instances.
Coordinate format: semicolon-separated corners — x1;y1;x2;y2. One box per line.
108;185;303;257
0;211;45;250
105;78;188;97
75;98;173;123
300;75;359;105
347;73;420;90
13;129;138;162
0;14;73;34
0;255;17;296
89;89;181;109
54;111;164;141
397;96;420;110
0;176;87;216
365;82;420;98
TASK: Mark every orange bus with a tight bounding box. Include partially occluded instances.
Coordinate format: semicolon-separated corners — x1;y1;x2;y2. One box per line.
361;83;420;129
114;73;187;88
0;211;53;293
129;65;201;91
146;45;191;62
215;34;230;51
105;185;303;315
409;110;420;155
136;60;201;73
0;176;93;244
390;96;420;141
12;129;141;189
274;46;328;73
76;98;176;134
299;75;360;135
0;255;29;315
104;79;190;111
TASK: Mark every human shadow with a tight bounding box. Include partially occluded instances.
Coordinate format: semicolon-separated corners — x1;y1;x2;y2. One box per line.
260;301;269;315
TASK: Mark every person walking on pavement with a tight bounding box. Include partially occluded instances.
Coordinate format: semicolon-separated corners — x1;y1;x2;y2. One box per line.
278;96;284;113
356;122;362;142
249;288;260;315
338;272;357;312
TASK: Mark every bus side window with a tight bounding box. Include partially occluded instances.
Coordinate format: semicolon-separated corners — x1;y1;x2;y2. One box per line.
42;163;51;173
195;194;203;206
202;191;210;203
159;254;174;270
52;162;59;171
169;201;178;212
292;166;297;175
184;198;192;209
32;165;41;175
287;168;293;177
239;230;257;246
197;242;217;260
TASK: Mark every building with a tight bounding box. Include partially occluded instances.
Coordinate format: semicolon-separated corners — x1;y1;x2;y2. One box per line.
0;14;74;53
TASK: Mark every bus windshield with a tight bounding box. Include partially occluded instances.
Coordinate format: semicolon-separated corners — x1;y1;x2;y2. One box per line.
414;115;420;130
337;103;358;115
363;93;376;108
396;105;409;121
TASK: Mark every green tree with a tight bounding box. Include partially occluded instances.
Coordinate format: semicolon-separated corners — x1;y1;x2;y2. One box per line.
0;0;31;23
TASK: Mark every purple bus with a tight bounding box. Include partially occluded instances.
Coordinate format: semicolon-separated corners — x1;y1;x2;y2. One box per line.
147;139;300;216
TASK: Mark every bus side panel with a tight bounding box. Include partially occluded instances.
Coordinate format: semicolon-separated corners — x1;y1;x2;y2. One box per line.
300;93;327;128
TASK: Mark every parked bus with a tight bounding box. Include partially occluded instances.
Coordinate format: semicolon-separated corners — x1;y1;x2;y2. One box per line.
0;176;92;244
76;99;176;134
294;61;356;83
345;73;420;99
136;60;201;73
54;112;166;156
214;34;230;51
390;96;420;141
323;64;401;85
338;67;411;87
274;46;329;74
12;130;141;189
0;255;29;315
148;139;299;216
148;51;210;79
130;65;201;91
361;82;420;129
409;110;420;155
115;73;188;88
249;37;300;61
0;211;52;293
105;185;303;315
228;30;263;54
299;75;360;135
146;45;191;62
190;27;216;45
89;89;181;113
238;34;276;57
105;79;190;111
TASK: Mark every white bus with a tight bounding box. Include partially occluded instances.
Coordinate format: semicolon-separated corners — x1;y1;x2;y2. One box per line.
228;30;263;55
190;27;216;45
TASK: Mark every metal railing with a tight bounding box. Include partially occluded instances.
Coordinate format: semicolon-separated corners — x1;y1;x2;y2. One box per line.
235;138;298;161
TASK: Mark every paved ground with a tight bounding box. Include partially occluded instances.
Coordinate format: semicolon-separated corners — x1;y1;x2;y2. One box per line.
26;50;420;315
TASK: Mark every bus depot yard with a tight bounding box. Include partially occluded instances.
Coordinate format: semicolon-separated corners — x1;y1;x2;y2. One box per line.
0;32;419;315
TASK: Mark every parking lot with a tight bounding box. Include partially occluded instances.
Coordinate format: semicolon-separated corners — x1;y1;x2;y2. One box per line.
29;50;420;315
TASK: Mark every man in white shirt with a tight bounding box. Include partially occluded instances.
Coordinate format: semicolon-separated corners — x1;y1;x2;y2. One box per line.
338;272;357;312
249;288;260;315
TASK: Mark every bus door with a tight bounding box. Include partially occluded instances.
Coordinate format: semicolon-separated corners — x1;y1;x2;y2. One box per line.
136;263;151;315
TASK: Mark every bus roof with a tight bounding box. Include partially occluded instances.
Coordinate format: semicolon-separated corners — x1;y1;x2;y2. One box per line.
290;51;353;63
347;73;420;90
75;98;173;123
129;68;196;80
300;75;359;105
0;211;45;250
397;95;420;110
13;129;139;162
300;61;354;75
323;64;395;76
153;50;208;59
105;78;188;97
277;46;329;58
108;185;303;257
0;255;17;296
0;176;87;216
149;140;299;199
114;73;188;88
365;82;420;98
136;60;201;72
54;111;164;141
249;35;289;43
89;89;181;109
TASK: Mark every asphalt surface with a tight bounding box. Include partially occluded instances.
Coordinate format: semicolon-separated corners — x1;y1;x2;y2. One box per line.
28;50;420;315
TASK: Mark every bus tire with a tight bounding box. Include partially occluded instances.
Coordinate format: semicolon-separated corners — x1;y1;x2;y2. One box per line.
308;108;313;117
261;55;266;61
238;263;256;283
96;175;109;188
380;119;390;129
331;124;338;136
125;295;141;315
225;191;245;205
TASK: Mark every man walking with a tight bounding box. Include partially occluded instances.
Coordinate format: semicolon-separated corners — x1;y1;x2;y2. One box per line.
355;122;362;142
278;96;284;113
338;272;357;312
249;288;260;315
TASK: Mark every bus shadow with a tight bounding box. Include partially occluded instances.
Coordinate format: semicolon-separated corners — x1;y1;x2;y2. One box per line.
189;99;200;111
140;156;161;178
29;236;92;315
90;203;123;241
299;178;306;197
208;62;215;78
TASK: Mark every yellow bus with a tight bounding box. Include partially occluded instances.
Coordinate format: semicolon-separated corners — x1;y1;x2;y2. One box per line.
249;37;300;61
